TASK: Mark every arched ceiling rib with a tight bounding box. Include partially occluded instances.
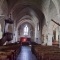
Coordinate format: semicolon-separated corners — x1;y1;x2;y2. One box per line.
12;5;45;21
17;19;35;30
12;6;45;29
6;0;43;13
18;22;34;32
6;0;45;30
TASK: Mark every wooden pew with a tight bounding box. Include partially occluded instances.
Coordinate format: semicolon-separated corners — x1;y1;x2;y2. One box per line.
32;45;60;60
0;43;21;60
0;55;8;60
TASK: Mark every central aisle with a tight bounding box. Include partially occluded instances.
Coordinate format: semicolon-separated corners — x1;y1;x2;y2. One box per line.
17;46;37;60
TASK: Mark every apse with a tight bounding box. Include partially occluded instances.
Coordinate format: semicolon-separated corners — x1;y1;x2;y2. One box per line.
18;22;34;42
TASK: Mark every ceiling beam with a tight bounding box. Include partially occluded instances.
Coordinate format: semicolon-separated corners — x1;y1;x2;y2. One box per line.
51;19;60;26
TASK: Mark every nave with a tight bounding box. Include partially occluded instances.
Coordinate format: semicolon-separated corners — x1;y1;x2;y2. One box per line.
17;46;37;60
0;42;60;60
0;0;60;60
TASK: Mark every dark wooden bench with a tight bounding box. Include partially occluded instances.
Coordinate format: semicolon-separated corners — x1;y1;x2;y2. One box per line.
32;45;60;60
0;43;21;60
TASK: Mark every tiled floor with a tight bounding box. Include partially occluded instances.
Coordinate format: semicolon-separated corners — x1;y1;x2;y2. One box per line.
17;46;37;60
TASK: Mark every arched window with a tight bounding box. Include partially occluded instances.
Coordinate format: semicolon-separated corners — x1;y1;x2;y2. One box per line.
24;25;28;35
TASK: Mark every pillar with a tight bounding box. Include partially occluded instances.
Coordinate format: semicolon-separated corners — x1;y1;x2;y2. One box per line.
34;25;37;42
58;27;60;48
56;27;59;41
43;35;47;45
37;31;41;44
34;24;41;44
47;33;53;46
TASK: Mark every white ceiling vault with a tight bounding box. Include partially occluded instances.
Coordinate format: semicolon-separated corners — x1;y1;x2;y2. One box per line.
0;0;60;32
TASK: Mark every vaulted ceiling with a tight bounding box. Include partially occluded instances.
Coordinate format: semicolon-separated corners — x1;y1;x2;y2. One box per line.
6;0;44;21
5;0;45;30
1;0;60;32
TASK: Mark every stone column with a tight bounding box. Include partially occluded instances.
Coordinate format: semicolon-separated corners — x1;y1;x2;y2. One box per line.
34;24;41;44
47;33;52;46
43;35;47;45
37;31;41;44
58;27;60;48
56;27;59;41
34;24;37;42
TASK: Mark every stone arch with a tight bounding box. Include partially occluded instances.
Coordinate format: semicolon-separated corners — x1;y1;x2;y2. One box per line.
48;0;58;32
17;20;34;30
45;0;59;46
52;0;59;15
14;19;35;42
18;22;35;41
7;1;45;43
41;0;58;46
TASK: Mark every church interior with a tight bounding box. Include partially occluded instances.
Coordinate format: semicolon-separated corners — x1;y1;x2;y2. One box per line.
0;0;60;60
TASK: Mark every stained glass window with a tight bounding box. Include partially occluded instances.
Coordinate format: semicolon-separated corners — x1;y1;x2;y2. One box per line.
24;25;28;35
